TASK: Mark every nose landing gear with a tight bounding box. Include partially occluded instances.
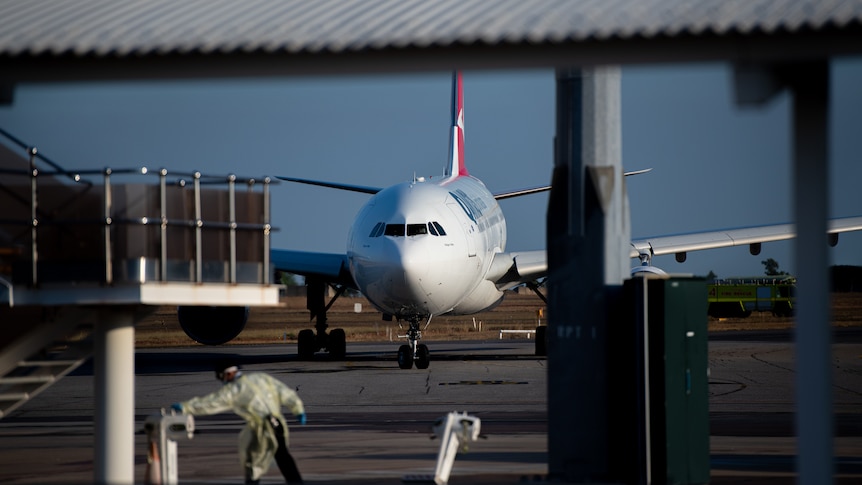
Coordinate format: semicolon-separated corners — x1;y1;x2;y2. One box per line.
397;316;430;369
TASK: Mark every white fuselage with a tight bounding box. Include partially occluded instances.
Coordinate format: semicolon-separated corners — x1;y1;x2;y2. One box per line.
347;175;507;319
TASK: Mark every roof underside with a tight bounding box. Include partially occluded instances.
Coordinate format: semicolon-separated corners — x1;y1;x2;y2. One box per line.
1;0;862;82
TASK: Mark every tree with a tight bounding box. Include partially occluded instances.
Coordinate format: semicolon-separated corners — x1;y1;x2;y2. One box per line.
277;271;301;286
761;258;787;276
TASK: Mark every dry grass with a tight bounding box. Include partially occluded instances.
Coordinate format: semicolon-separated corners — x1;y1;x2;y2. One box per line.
134;291;862;348
135;292;546;348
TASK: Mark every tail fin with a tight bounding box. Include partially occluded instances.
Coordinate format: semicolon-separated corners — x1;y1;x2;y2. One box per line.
445;71;468;178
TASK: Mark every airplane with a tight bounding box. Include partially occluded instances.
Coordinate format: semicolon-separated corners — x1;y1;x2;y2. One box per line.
273;71;550;369
175;71;862;369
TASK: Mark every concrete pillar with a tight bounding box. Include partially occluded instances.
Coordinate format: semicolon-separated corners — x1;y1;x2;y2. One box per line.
547;66;628;482
94;308;136;484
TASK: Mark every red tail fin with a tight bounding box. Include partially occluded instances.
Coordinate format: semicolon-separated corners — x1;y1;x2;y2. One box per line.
445;71;468;178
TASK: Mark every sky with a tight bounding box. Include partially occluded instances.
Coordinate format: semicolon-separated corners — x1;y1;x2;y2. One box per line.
0;59;860;279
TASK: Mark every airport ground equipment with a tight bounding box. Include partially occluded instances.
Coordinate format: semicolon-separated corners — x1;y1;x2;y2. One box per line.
0;134;281;483
707;276;796;318
403;411;483;485
431;412;482;485
144;411;195;485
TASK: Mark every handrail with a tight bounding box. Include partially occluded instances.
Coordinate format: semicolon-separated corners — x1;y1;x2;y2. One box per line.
1;152;278;287
0;127;94;187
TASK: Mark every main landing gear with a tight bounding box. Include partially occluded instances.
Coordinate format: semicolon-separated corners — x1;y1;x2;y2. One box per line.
297;278;347;360
297;327;346;360
525;281;549;357
397;315;431;370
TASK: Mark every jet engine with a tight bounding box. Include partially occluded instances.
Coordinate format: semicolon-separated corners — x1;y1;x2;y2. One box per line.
631;266;668;276
176;306;249;345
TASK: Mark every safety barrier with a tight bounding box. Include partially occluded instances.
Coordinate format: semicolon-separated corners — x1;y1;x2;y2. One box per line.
498;329;534;339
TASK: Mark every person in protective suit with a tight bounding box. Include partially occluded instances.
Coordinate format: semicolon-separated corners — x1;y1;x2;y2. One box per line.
171;363;306;484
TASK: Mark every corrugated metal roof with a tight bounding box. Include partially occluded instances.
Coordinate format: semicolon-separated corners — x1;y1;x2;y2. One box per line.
1;0;861;58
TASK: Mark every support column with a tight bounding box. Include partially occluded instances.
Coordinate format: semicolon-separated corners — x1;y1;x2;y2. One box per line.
94;308;136;484
547;66;628;482
734;60;835;485
791;61;834;485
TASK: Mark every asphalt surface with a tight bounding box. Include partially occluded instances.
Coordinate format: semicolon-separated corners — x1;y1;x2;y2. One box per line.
0;333;860;484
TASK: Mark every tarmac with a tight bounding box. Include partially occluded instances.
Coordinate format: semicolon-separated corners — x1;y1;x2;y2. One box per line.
0;335;860;484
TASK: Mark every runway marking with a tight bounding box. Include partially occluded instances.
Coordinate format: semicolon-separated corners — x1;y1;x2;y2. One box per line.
709;378;746;397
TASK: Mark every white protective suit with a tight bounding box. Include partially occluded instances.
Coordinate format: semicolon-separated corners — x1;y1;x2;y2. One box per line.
179;372;305;481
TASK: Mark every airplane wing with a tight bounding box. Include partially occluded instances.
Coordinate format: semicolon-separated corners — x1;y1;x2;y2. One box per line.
488;250;547;291
492;168;652;200
630;215;862;260
270;249;356;288
276;176;382;194
493;185;551;200
484;215;862;288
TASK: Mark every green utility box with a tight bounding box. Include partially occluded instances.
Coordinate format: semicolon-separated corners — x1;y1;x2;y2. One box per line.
646;277;710;485
610;277;709;484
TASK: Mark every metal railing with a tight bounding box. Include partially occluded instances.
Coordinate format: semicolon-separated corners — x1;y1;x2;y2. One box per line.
0;136;276;289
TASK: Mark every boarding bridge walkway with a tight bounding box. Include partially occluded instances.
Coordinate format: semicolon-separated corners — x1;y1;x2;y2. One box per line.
0;133;282;483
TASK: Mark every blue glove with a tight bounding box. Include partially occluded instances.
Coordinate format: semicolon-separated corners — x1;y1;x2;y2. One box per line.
297;413;307;425
170;402;183;413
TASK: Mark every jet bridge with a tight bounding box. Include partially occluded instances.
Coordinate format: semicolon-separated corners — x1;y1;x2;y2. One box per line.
0;138;281;484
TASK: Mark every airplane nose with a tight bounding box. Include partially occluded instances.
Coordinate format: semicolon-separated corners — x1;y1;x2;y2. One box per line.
391;241;430;294
357;238;435;311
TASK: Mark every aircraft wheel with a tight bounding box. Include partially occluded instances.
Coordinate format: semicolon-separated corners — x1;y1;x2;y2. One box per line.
397;345;414;369
297;329;315;360
329;328;347;360
535;325;547;356
415;344;430;369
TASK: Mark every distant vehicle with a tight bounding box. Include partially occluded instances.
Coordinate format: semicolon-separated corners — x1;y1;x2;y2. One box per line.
707;276;796;318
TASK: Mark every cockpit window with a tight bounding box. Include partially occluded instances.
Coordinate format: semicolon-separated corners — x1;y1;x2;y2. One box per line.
384;224;405;237
407;224;428;236
375;222;445;238
368;222;385;238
